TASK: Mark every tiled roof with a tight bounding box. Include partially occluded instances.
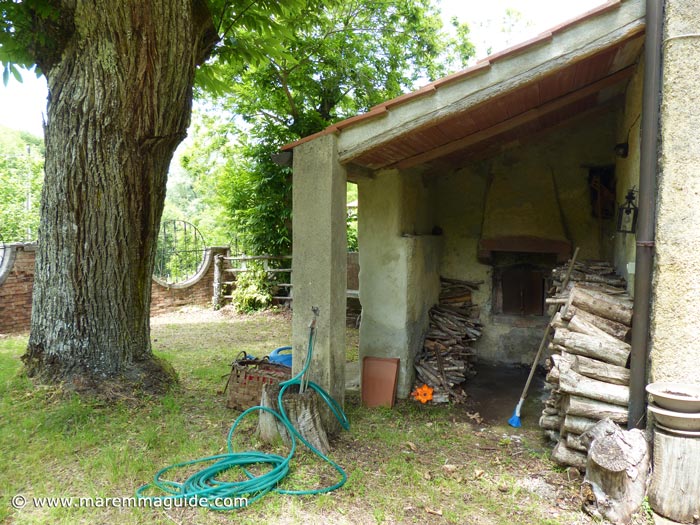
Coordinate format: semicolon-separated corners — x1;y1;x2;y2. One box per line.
282;1;624;153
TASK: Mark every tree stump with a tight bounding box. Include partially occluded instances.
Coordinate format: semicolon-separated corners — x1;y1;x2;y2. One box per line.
257;383;330;455
649;430;700;524
580;419;650;524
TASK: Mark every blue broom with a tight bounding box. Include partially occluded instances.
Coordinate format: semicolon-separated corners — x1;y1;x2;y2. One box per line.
509;247;580;428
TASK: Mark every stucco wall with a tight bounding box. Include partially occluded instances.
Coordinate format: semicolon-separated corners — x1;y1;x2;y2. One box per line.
358;170;440;397
650;0;700;384
481;161;568;243
428;109;618;364
613;58;644;292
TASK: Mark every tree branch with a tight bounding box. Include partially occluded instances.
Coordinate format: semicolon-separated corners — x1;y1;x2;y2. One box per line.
219;0;259;41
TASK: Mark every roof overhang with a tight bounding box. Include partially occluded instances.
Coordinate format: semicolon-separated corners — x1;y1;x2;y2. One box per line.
282;0;645;177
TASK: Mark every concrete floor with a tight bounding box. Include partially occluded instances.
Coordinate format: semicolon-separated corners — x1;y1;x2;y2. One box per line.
462;362;546;425
346;358;547;426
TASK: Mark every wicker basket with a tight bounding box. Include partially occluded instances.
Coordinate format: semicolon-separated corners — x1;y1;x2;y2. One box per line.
224;352;292;411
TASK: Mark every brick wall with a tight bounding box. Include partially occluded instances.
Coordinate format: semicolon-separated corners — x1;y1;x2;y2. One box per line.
150;247;229;315
347;251;359;290
0;244;229;334
0;247;357;334
0;244;36;334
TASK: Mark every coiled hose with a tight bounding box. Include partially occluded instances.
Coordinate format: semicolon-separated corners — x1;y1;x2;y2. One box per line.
136;315;349;510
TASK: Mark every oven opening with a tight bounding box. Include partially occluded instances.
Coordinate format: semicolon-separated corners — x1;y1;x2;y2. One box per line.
492;253;555;317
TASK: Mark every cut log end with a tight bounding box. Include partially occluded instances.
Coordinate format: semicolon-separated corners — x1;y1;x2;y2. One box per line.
582;420;650;525
257;383;330;455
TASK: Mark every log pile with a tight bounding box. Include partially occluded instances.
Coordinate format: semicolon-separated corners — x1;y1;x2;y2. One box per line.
414;278;483;403
539;261;633;470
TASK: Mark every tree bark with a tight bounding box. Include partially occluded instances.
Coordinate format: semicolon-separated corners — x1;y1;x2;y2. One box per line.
568;352;630;386
568;287;633;327
258;383;330;455
648;430;700;523
566;432;587;452
558;368;629;406
539;414;563;430
565;395;628;424
568;313;624;346
562;414;600;435
22;1;217;391
551;352;630;386
552;440;587;470
563;306;630;341
553;328;630;367
581;421;650;524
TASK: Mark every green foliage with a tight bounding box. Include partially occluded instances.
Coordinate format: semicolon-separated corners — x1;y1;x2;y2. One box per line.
0;0;72;77
215;0;450;134
173;110;293;256
0;126;44;242
2;1;308;79
211;135;293;256
347;209;358;252
229;263;273;313
445;17;477;72
162;133;233;249
183;0;474;257
198;0;309;95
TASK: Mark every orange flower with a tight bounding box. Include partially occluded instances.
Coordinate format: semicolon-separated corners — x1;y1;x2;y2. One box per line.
411;384;434;404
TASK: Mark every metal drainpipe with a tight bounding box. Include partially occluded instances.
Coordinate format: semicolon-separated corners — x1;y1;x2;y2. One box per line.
628;0;664;430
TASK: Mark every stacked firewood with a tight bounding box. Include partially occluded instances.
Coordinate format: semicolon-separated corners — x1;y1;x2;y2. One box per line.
552;260;627;289
414;278;483;403
540;261;632;470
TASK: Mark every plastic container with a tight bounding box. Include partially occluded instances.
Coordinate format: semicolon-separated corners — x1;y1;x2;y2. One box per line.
269;346;293;368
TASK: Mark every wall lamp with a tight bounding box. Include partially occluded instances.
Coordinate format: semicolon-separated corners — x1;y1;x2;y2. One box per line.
617;188;639;234
614;142;629;158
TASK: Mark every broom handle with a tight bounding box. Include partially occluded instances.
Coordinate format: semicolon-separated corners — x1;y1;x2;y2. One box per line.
517;247;580;402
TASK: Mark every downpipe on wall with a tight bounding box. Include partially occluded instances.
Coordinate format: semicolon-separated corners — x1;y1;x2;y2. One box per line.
628;0;664;430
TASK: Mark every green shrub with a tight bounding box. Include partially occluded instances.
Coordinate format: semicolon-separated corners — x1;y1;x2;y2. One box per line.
230;263;272;312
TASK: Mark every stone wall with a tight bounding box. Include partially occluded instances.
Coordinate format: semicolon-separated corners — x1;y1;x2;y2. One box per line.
0;244;227;334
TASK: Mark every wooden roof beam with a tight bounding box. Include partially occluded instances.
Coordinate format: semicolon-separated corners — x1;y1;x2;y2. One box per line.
390;64;636;170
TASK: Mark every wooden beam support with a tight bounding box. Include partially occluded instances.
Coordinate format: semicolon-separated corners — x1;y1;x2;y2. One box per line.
345;163;376;182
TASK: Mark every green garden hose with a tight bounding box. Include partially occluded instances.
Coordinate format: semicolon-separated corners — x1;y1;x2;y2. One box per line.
136;310;349;510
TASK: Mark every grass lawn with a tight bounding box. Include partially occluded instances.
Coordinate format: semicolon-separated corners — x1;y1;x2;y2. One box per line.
0;307;624;524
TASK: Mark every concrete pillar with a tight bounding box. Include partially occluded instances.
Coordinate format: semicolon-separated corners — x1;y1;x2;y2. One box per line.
358;170;440;398
650;0;700;383
291;134;347;415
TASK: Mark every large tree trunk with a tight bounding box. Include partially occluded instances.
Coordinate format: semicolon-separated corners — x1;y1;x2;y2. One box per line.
22;0;216;391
